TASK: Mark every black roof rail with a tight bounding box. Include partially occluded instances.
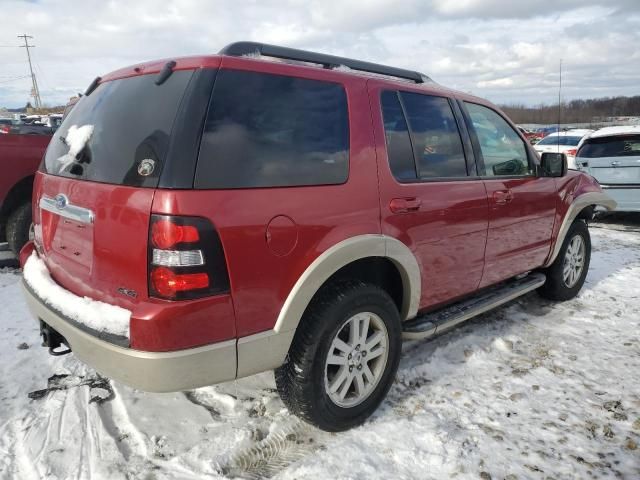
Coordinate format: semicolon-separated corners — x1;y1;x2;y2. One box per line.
219;41;431;84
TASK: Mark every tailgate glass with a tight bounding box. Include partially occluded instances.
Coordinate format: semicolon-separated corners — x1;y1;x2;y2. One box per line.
43;70;193;187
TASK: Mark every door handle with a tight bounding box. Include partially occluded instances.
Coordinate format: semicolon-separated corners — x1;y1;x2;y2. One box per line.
492;190;514;205
390;198;422;214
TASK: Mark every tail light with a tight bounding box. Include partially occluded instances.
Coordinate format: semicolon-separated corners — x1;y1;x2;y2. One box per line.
0;125;10;134
148;215;230;300
566;148;577;157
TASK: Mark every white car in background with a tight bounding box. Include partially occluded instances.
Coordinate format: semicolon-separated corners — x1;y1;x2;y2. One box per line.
534;129;593;169
576;125;640;212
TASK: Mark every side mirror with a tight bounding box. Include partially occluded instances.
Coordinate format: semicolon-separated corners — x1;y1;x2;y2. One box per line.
540;152;567;177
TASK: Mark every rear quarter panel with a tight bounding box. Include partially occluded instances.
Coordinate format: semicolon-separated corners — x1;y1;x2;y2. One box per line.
153;61;381;338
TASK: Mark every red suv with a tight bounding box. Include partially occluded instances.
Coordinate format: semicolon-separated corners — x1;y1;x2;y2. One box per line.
21;42;615;431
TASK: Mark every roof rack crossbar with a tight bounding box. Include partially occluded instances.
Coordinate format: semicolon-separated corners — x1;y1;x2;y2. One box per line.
219;41;431;84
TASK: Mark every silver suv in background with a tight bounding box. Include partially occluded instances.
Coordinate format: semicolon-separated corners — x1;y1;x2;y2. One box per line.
576;126;640;212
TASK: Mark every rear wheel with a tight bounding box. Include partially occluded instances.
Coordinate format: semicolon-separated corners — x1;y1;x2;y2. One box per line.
275;280;402;432
538;220;591;301
6;202;32;256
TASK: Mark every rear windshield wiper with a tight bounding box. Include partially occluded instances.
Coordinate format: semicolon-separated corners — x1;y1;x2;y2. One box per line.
84;76;101;96
155;61;177;86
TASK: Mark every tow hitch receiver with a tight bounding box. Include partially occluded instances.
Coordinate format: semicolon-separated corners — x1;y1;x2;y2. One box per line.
40;320;71;356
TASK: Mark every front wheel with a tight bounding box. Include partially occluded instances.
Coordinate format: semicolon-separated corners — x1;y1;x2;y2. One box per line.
275;280;402;432
538;220;591;301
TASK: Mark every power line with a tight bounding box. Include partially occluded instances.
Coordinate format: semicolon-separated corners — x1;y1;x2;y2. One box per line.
17;33;42;108
0;75;31;85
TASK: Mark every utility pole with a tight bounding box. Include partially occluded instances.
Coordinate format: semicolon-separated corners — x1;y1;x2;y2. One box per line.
17;34;42;109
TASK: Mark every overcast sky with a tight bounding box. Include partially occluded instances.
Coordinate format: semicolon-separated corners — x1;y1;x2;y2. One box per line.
1;0;639;109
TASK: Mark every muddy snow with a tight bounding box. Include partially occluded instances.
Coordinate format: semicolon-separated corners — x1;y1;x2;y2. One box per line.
0;223;639;479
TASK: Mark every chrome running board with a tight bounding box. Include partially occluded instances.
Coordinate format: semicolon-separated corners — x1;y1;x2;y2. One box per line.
402;272;546;340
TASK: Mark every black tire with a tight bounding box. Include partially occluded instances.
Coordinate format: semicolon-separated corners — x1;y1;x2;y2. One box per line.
538;220;591;301
275;280;402;432
6;202;32;256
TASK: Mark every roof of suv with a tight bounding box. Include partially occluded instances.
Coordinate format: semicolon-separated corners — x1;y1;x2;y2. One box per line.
544;129;593;138
586;125;640;139
95;42;490;108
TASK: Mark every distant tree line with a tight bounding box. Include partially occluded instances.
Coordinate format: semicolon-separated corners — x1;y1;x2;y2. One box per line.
500;95;640;124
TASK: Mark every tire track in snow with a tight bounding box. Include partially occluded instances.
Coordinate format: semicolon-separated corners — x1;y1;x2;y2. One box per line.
180;386;329;479
216;419;328;479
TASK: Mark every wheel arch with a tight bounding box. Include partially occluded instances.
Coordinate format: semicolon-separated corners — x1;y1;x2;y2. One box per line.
273;234;420;334
0;175;34;238
236;234;420;378
543;191;615;268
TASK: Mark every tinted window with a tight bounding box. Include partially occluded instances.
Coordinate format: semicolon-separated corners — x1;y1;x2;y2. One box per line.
380;91;416;180
465;103;531;177
195;70;349;189
537;135;583;146
43;71;193;187
401;92;467;178
577;135;640;158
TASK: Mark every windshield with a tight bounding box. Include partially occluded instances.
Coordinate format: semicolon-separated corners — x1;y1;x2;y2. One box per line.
537;135;582;146
43;70;193;187
577;134;640;158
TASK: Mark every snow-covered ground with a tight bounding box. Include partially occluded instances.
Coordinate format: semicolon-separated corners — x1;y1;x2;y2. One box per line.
1;222;639;480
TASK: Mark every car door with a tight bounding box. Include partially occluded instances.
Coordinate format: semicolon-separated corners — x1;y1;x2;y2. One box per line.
460;101;557;288
369;83;489;310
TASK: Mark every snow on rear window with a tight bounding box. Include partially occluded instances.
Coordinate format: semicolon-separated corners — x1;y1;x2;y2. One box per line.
57;124;94;170
23;253;130;338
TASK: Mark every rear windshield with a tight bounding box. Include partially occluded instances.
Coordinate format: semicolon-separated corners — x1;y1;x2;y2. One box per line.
577;134;640;158
43;70;193;187
537;135;582;146
195;69;349;189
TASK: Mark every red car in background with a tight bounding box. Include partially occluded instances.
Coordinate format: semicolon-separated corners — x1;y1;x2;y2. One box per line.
0;132;51;255
518;126;544;144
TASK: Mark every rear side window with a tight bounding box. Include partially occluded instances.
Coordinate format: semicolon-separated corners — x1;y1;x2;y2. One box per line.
43;70;194;187
195;70;349;189
577;135;640;158
380;90;468;181
401;92;467;178
380;91;416;180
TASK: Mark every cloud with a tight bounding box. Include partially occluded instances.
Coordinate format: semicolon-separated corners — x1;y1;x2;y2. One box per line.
0;0;639;108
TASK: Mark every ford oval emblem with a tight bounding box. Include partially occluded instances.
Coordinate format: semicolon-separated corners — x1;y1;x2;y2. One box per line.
54;194;69;210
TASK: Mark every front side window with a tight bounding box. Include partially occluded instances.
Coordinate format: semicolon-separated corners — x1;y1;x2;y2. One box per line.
465;102;531;177
195;70;349;189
